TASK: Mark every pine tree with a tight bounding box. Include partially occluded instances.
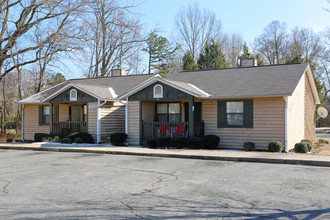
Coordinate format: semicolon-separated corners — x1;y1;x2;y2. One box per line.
197;39;229;70
182;51;197;71
143;31;178;75
241;42;250;58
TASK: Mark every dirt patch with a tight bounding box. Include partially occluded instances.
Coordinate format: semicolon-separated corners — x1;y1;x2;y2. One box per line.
311;138;330;155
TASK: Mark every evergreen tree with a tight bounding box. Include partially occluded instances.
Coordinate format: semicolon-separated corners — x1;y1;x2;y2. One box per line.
143;31;178;75
241;42;250;58
197;39;229;70
255;54;264;66
285;53;304;64
182;51;197;71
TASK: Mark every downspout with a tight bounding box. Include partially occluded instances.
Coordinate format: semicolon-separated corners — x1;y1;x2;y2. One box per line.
97;100;107;143
21;104;24;141
119;98;128;134
283;96;288;152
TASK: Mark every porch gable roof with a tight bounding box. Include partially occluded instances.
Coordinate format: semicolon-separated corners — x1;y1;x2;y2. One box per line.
117;75;210;100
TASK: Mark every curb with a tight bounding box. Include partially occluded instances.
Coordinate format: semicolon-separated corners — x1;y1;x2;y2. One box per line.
0;145;330;167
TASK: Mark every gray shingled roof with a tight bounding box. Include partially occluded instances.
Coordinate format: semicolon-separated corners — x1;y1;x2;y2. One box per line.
20;63;310;104
166;63;309;98
19;74;154;103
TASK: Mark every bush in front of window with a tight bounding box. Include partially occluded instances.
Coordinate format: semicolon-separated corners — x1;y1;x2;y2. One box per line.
243;142;255;151
147;139;158;148
268;141;283;152
157;137;171;148
65;132;95;144
110;133;128;146
6;138;12;143
34;133;53;142
61;138;72;144
294;142;310;153
187;137;204;149
73;137;84;144
203;135;220;149
170;137;187;149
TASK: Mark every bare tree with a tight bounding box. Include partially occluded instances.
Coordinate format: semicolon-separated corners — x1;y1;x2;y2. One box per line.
0;0;86;82
174;3;222;61
289;27;324;63
254;20;288;64
84;0;142;78
222;33;244;67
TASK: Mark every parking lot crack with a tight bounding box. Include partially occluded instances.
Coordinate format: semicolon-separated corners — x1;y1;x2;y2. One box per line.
0;178;11;195
120;201;152;220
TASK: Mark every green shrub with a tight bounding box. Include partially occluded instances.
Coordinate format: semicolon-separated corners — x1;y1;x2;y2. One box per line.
6;138;12;143
244;142;255;151
110;133;128;146
187;137;204;149
268;141;283;152
203;135;220;149
42;136;54;142
61;138;72;144
301;139;312;145
65;132;95;144
53;136;62;143
34;133;53;142
157;137;171;148
171;137;186;149
294;142;309;153
147;139;158;148
73;137;83;144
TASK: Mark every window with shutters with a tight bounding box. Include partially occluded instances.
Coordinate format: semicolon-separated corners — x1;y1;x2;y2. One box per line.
217;100;253;128
153;84;163;98
39;105;50;125
70;89;78;101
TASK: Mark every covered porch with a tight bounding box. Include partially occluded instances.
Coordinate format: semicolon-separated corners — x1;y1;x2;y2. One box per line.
139;99;204;144
49;103;88;135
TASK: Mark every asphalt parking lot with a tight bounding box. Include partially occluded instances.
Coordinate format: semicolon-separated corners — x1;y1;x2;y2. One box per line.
0;150;330;219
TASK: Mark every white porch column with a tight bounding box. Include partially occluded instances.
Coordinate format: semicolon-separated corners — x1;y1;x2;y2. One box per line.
284;96;288;152
97;100;101;143
21;104;25;141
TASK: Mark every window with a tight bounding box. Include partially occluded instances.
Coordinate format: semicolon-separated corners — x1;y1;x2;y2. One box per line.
153;84;163;98
39;105;50;125
70;89;77;101
226;101;243;126
218;100;253;128
156;103;180;122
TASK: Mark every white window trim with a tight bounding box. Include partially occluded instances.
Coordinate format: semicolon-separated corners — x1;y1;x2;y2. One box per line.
70;89;78;101
153;84;163;98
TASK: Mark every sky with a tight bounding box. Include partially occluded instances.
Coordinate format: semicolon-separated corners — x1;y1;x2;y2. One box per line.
138;0;330;44
68;0;330;79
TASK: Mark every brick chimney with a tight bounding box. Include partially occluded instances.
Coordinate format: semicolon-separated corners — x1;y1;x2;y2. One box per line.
239;58;257;67
112;69;127;77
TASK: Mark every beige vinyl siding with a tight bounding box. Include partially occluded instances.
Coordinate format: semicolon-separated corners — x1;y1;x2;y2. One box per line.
59;104;69;121
202;98;285;150
100;101;125;141
287;74;305;150
88;102;98;141
128;101;140;145
24;104;50;140
305;73;316;141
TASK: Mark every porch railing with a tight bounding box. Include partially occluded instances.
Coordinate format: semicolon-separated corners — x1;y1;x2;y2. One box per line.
141;121;204;141
52;121;87;134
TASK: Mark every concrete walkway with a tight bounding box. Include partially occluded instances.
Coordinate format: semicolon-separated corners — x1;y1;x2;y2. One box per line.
1;142;330;167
